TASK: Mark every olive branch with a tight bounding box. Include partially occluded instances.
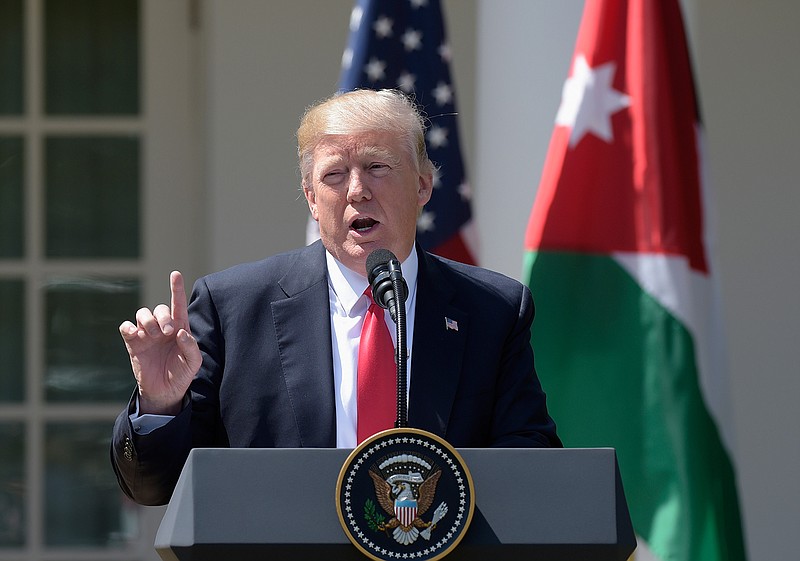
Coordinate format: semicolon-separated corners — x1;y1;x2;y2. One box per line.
364;499;386;532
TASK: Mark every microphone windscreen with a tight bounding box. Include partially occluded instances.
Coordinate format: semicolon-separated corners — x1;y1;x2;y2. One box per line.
366;249;397;284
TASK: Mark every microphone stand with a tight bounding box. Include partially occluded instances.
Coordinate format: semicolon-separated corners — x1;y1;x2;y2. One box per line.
386;261;408;429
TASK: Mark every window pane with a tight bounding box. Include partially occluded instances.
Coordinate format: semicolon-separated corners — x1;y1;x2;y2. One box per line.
45;277;139;403
0;279;25;402
0;137;24;258
44;0;140;115
0;0;24;114
45;422;138;547
0;422;25;547
45;136;140;258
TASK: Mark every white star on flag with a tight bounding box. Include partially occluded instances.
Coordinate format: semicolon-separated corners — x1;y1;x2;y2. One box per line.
438;42;452;63
426;124;448;149
431;167;442;188
457;182;472;201
401;29;423;51
432;81;453;105
373;16;393;39
555;54;630;147
417;210;435;232
397;71;416;93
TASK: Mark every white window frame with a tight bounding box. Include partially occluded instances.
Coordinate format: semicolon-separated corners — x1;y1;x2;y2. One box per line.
0;1;201;559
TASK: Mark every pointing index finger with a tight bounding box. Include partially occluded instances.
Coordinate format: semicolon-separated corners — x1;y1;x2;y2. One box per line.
170;271;190;331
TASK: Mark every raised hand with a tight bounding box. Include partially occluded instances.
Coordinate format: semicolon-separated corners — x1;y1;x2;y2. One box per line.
119;271;202;415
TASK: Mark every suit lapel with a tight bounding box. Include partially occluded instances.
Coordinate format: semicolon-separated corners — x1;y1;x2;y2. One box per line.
408;248;469;438
270;241;336;447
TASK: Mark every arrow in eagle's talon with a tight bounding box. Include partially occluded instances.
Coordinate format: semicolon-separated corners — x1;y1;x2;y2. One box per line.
421;502;448;540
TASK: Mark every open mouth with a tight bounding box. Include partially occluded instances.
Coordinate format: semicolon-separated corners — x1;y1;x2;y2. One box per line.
350;217;379;233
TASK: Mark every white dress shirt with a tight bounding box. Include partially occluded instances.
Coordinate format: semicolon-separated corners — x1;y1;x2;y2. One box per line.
326;250;418;448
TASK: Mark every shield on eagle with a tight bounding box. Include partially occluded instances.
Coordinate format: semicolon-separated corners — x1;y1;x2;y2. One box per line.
395;498;417;527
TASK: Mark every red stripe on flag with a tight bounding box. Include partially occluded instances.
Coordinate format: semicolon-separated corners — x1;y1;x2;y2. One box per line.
431;232;476;266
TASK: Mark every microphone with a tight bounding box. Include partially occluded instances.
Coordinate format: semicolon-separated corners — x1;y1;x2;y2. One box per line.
366;249;408;323
365;248;409;428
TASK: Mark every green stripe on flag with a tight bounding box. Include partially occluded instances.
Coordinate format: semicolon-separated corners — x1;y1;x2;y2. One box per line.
526;251;746;561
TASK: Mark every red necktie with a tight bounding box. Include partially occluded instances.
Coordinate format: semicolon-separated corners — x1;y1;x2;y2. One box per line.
357;289;396;443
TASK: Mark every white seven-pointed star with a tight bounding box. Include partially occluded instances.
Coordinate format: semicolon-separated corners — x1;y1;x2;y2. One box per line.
555;54;630;147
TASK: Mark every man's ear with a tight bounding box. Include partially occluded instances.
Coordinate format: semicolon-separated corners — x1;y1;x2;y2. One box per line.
303;183;319;221
417;172;433;206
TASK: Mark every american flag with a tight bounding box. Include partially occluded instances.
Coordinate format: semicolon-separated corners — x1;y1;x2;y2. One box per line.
338;0;478;265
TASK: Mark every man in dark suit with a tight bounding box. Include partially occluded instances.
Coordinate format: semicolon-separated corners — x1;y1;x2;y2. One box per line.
111;89;560;506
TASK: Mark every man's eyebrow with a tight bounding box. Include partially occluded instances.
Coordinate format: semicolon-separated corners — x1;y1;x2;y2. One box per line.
360;146;401;164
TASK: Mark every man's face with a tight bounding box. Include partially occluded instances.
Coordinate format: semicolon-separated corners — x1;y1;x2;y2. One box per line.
304;131;433;275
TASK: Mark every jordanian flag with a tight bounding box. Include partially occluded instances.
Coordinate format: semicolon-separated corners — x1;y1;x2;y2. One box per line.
523;1;748;560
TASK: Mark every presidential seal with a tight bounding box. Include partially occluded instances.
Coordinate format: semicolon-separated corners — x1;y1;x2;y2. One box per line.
336;428;475;561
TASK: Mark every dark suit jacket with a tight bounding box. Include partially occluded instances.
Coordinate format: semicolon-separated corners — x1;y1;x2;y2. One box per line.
111;241;560;505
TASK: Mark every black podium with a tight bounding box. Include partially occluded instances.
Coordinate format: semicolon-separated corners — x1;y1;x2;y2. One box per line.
155;448;635;561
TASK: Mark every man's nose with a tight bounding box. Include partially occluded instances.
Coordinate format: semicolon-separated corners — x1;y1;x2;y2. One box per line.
346;171;371;202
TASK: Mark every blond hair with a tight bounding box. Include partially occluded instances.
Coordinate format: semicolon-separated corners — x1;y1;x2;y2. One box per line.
297;89;435;185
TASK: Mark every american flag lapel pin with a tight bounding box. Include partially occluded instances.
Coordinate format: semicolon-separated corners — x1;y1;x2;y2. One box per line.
445;317;459;331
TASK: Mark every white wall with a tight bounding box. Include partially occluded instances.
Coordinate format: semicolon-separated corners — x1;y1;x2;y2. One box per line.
691;1;800;557
200;1;799;559
474;1;583;277
203;0;350;272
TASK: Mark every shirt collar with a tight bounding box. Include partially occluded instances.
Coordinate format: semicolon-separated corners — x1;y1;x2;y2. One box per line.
326;247;419;317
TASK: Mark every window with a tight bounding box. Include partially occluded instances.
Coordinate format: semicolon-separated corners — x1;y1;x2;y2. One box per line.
0;1;197;559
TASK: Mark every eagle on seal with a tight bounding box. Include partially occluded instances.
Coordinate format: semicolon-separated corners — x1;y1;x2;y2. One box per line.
368;468;447;545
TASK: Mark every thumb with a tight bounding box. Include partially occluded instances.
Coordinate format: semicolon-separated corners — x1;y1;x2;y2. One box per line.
176;329;202;375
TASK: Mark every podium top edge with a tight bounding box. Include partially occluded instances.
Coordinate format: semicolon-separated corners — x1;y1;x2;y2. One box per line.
185;447;618;453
